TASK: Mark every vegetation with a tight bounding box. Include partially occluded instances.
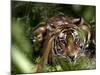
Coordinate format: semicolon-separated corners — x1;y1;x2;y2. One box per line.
11;1;96;74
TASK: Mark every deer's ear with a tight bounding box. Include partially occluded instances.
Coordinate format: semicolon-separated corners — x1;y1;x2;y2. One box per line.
71;17;84;25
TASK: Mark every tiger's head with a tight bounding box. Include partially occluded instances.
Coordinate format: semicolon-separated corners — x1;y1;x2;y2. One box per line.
46;16;91;62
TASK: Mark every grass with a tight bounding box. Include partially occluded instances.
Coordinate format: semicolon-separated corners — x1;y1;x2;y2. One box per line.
41;55;96;72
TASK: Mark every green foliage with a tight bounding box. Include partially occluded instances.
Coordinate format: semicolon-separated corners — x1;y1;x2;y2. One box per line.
39;55;95;72
11;18;33;73
78;29;86;39
56;56;96;71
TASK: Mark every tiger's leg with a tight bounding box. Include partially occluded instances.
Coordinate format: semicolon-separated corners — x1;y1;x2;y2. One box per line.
36;35;56;72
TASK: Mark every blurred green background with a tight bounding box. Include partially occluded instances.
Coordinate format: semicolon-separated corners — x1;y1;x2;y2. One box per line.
11;1;96;74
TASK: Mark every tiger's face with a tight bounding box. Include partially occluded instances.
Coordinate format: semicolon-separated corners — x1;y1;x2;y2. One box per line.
53;29;81;61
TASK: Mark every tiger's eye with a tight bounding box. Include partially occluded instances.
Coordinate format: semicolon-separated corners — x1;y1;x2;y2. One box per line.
75;38;79;44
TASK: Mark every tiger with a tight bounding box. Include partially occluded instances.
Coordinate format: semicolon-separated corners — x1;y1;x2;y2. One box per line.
31;15;91;72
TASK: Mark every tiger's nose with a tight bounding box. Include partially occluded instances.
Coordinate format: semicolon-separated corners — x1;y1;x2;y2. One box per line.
68;55;75;61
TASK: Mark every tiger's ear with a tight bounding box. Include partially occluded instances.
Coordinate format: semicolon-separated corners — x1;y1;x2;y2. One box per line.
32;22;47;34
71;17;84;25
